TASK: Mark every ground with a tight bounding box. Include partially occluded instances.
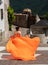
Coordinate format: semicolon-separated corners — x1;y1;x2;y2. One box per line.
0;43;48;65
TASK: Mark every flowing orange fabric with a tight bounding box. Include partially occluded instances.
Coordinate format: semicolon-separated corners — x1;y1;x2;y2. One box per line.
6;36;40;61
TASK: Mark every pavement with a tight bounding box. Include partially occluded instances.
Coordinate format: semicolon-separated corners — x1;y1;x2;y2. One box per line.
0;39;48;65
0;43;48;65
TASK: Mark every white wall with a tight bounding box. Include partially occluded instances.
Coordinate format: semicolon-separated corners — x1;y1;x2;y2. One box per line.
0;20;5;32
0;0;4;9
0;0;9;42
0;0;5;32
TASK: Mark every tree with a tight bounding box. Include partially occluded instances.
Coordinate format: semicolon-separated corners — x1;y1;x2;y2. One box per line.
8;6;15;30
44;12;48;20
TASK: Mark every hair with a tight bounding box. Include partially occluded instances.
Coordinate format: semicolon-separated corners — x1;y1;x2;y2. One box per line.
16;26;20;31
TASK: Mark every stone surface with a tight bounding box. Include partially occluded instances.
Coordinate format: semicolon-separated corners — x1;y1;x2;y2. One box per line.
0;46;48;64
0;51;48;64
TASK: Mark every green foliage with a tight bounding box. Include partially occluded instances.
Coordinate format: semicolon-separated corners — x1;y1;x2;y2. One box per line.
10;0;48;15
8;6;15;30
43;12;48;20
45;12;48;19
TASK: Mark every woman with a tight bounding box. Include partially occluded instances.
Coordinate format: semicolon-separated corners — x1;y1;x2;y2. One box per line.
6;26;40;60
14;26;22;37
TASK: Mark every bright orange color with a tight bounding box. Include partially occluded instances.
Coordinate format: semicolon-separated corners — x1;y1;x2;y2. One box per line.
6;36;40;61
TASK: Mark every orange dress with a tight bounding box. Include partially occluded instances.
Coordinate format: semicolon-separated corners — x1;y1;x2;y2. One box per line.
6;34;40;61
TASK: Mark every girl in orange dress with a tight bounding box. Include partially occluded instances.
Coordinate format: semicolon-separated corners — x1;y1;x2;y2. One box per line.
10;26;22;39
14;26;22;37
6;26;40;61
